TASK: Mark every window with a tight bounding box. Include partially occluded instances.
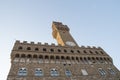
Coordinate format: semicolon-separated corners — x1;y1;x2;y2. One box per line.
35;48;39;51
50;49;54;52
58;49;61;52
35;68;43;76
18;46;23;50
71;50;74;53
64;49;67;53
83;50;87;54
81;69;88;75
50;68;59;77
77;50;80;53
65;69;72;77
43;48;46;52
18;68;27;76
27;47;31;50
108;68;115;75
98;68;106;76
95;51;99;54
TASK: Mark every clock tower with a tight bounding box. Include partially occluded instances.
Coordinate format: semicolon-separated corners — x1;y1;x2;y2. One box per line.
52;21;78;47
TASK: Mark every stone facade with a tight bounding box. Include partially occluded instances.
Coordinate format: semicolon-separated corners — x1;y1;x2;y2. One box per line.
7;22;120;80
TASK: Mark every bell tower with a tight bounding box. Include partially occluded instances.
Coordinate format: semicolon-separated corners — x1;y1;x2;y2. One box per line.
52;21;78;47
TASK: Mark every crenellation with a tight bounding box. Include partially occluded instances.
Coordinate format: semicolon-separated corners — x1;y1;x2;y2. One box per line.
51;43;55;46
44;43;48;46
15;40;20;43
92;46;97;49
30;41;34;44
87;46;91;48
37;42;41;45
23;41;27;44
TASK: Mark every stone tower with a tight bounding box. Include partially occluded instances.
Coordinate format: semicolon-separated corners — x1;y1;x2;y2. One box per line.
7;22;120;80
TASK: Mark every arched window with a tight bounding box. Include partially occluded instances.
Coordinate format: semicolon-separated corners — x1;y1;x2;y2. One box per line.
89;51;93;54
35;48;39;51
50;68;59;77
18;46;23;50
45;55;49;63
100;51;104;54
21;54;26;58
65;69;72;77
33;55;38;58
70;50;74;53
15;54;20;58
43;48;46;52
64;49;67;53
18;68;27;76
77;50;80;53
38;55;43;63
27;54;32;58
27;47;31;50
76;57;79;62
35;68;43;76
58;49;61;52
50;56;55;63
95;51;99;54
50;49;54;52
83;50;87;54
56;56;60;63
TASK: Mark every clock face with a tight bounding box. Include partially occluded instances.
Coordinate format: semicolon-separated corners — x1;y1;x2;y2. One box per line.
66;41;76;46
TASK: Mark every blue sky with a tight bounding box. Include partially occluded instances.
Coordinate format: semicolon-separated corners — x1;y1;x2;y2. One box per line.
0;0;120;79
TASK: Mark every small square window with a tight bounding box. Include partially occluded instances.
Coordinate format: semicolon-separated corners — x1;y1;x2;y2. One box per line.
81;69;88;75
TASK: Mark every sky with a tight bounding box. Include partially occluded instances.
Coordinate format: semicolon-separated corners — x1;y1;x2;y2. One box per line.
0;0;120;80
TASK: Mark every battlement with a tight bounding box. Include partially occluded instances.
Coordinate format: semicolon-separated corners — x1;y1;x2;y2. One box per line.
15;40;102;50
52;21;70;31
15;40;57;46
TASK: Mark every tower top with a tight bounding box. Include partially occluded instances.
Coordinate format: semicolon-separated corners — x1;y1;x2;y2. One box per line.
52;21;70;31
52;21;78;47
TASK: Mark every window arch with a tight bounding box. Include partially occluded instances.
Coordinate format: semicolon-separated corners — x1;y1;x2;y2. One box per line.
27;54;32;58
71;57;75;60
18;46;23;50
15;54;20;58
89;50;93;54
39;55;43;59
95;51;99;54
70;50;74;53
76;57;79;62
77;50;80;53
61;56;65;60
21;54;26;58
50;49;54;52
56;56;60;60
33;55;38;58
58;49;61;52
83;50;87;54
35;48;39;51
38;55;43;63
66;56;70;60
64;49;67;53
43;48;47;52
27;47;31;50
